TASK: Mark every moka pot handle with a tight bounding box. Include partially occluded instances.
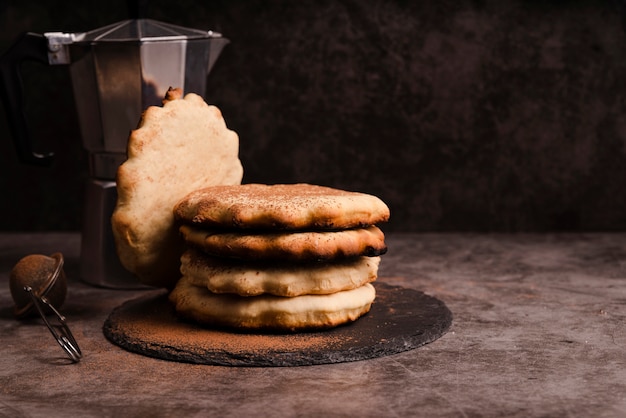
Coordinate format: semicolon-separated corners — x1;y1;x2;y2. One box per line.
0;32;55;166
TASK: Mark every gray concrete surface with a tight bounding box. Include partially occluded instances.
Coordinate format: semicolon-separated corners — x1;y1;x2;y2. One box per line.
1;232;624;417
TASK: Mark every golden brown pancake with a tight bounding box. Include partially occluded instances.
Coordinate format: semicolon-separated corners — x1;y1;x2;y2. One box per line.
179;224;387;261
112;88;243;288
174;183;390;230
169;279;376;332
181;248;380;297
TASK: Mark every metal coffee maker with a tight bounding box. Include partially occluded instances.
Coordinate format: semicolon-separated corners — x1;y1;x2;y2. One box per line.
0;19;229;288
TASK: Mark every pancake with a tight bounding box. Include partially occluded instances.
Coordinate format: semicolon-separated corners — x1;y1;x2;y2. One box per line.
174;183;390;230
111;88;243;288
181;248;380;297
169;279;376;332
179;224;387;262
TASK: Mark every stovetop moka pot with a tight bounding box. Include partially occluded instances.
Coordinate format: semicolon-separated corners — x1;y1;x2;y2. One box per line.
0;19;229;288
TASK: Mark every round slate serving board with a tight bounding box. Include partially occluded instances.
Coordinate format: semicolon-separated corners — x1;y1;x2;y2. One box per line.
103;282;452;367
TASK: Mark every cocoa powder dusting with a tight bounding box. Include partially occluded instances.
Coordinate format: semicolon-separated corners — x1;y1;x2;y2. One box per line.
102;284;453;366
105;292;350;362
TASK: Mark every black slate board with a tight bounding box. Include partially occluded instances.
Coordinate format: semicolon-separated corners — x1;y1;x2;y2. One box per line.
103;282;452;366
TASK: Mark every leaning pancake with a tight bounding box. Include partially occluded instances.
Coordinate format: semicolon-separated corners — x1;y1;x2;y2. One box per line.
169;279;376;331
181;248;380;297
174;183;390;230
179;224;387;261
112;88;243;288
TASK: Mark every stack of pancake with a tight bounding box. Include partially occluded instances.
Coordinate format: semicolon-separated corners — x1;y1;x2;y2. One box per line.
168;183;390;332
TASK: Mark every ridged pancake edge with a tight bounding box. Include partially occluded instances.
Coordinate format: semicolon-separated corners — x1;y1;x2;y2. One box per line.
112;89;243;288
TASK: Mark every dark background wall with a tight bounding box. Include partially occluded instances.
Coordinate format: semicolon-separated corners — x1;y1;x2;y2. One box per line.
1;0;626;232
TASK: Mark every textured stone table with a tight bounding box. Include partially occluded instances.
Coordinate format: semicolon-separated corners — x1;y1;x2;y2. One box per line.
0;232;624;417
